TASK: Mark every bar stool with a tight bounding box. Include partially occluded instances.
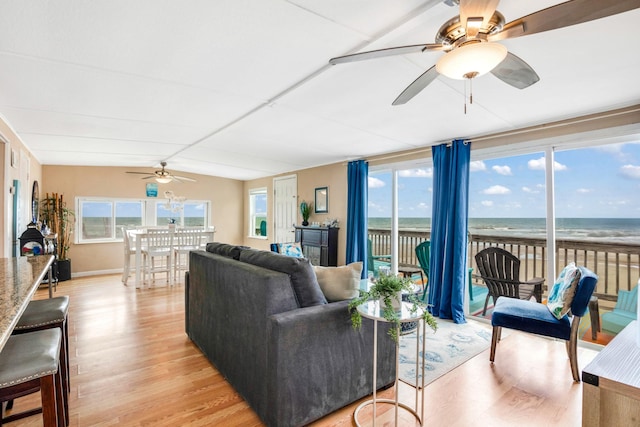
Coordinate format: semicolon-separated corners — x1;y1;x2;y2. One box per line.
10;296;70;423
13;296;70;391
0;329;65;427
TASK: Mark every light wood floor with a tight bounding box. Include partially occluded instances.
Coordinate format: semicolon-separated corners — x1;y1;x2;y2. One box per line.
6;274;599;426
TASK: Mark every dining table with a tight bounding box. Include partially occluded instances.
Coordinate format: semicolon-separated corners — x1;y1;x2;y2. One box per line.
0;255;54;352
127;227;215;289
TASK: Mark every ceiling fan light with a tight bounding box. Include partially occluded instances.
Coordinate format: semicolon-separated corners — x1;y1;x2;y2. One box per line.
155;176;172;184
436;42;508;80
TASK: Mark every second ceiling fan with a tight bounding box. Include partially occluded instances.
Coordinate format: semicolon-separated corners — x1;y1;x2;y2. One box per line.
329;0;640;105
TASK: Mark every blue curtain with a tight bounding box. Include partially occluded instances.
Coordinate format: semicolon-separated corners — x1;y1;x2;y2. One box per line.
346;160;368;278
428;140;470;323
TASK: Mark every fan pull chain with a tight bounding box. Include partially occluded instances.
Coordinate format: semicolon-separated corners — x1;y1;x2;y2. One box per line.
464;80;467;114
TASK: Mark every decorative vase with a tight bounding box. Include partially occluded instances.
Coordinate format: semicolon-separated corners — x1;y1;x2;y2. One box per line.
302;220;309;226
57;259;71;282
381;292;402;311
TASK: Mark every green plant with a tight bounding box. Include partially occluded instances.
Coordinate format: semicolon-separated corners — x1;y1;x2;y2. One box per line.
300;201;312;222
40;192;75;260
348;273;437;342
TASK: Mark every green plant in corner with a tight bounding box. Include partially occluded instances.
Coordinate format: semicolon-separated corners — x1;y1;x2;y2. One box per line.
300;200;312;226
348;273;437;342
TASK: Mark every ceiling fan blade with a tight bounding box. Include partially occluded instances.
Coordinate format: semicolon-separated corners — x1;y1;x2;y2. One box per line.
126;171;154;175
329;44;442;65
460;0;500;38
172;175;197;183
392;66;439;106
490;0;640;41
491;52;539;89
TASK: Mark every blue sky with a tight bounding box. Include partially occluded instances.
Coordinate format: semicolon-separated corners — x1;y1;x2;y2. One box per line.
369;142;640;218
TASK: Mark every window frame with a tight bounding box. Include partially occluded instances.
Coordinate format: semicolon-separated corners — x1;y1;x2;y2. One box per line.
76;197;211;244
248;187;268;239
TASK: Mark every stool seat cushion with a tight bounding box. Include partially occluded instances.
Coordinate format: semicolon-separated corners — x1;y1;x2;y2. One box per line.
14;296;69;330
491;297;571;341
0;329;62;387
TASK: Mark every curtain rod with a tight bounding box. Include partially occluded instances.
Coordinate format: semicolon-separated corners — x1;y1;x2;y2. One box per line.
344;104;640;165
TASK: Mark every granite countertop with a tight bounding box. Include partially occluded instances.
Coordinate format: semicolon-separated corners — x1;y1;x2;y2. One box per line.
0;256;54;350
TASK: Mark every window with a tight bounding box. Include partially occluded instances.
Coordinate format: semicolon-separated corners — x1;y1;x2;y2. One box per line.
249;188;267;238
76;197;210;243
79;199;144;242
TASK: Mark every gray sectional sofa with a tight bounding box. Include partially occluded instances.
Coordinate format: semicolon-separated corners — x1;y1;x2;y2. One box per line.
185;242;396;427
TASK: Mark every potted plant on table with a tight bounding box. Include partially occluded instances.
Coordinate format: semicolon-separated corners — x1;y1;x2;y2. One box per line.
300;201;312;226
348;273;438;342
40;193;75;281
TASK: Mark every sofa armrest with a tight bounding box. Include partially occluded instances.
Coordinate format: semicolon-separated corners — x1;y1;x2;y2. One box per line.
266;300;396;427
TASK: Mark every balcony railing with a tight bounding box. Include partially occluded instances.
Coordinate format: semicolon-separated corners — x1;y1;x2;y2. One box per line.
368;228;640;304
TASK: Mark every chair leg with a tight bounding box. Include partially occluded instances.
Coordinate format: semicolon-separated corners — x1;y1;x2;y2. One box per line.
482;293;491;316
490;326;501;362
568;317;581;382
40;375;57;427
122;254;130;284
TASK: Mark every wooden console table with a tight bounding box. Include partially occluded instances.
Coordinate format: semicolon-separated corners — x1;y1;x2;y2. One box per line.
294;226;338;266
582;320;640;426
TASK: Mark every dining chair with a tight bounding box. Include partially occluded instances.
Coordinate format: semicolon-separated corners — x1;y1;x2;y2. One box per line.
474;247;544;315
141;229;173;286
173;229;203;282
120;226;136;285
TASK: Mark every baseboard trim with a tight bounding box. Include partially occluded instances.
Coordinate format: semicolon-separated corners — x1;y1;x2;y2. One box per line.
72;268;123;278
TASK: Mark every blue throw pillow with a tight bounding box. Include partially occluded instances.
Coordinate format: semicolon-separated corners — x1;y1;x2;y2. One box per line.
278;242;304;258
547;262;581;320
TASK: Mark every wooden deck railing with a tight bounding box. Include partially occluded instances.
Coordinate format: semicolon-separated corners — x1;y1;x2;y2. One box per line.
368;228;640;303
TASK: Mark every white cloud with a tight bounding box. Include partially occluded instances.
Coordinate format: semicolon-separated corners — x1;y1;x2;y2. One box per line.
417;202;429;210
399;168;432;178
481;200;493;207
522;186;539;193
368;176;385;188
621;164;640;179
577;188;591;193
482;185;511;195
528;157;567;171
470;161;487;172
492;165;512;176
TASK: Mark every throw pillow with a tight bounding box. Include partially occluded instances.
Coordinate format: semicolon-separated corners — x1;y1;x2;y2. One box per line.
547;262;581;320
278;242;304;258
313;262;363;302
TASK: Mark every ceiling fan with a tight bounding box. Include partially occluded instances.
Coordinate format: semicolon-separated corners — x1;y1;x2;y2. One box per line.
126;162;196;184
329;0;640;105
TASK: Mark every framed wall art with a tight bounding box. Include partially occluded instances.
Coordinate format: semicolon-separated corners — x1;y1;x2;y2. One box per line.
315;187;328;213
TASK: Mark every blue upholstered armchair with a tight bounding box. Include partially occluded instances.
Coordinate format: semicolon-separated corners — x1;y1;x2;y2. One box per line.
490;266;598;382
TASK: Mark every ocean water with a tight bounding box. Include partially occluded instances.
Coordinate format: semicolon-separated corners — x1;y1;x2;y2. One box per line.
368;217;640;244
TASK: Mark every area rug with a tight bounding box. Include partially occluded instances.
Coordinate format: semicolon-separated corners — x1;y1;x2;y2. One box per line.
398;318;494;387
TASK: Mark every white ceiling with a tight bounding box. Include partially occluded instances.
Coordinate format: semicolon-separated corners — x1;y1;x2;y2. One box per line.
1;0;639;180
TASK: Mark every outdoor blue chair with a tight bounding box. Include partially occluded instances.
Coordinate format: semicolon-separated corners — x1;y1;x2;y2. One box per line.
415;241;430;300
367;239;390;278
490;266;598;382
601;284;638;334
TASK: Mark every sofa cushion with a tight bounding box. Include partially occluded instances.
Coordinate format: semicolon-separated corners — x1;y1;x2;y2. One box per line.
206;242;246;260
313;262;363;302
239;249;327;307
547;262;581;320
